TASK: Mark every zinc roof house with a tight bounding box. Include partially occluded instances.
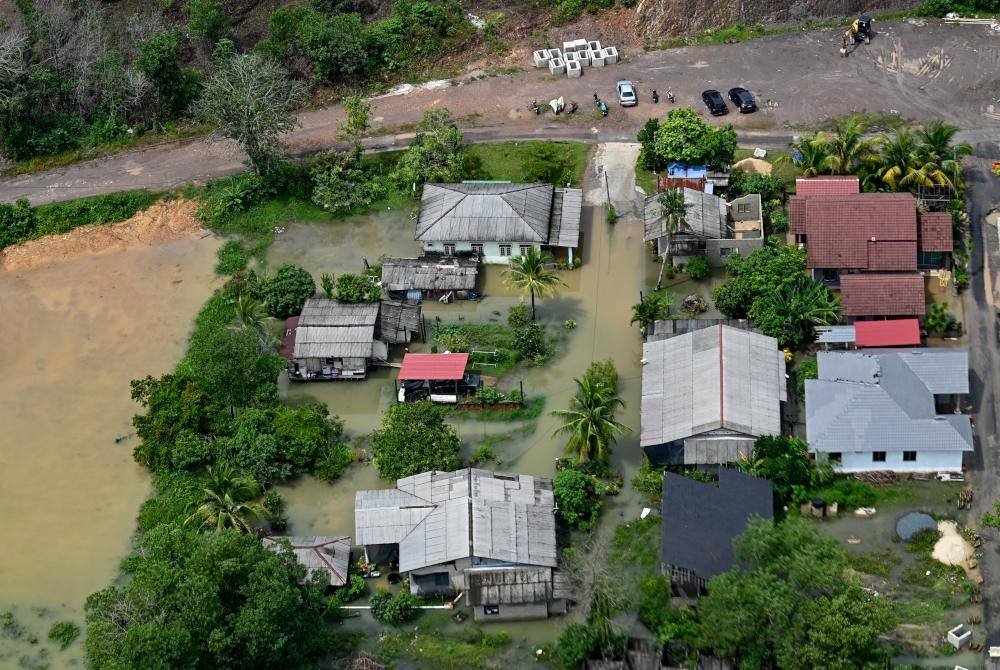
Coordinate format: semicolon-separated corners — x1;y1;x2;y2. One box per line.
806;349;972;473
644;189;763;267
661;468;773;594
415;182;582;265
262;536;351;587
287;299;421;381
380;256;479;301
641;324;787;466
354;468;564;621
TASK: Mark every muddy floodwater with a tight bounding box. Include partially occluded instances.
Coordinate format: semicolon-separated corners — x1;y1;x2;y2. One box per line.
0;234;220;668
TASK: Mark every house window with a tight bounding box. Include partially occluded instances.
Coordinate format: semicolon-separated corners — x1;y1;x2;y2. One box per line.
903;451;917;462
483;606;500;616
719;247;735;258
433;573;450;587
499;244;512;257
918;251;943;269
827;452;842;464
443;243;456;255
737;202;751;214
872;451;887;463
471;243;483;256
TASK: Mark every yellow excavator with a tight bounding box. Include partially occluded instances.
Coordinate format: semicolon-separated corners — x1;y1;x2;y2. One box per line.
840;15;873;57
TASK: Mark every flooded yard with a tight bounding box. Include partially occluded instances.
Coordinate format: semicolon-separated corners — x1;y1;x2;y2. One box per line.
0;230;220;667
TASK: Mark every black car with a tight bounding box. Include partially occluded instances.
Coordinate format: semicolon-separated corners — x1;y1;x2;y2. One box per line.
701;89;728;116
728;87;757;113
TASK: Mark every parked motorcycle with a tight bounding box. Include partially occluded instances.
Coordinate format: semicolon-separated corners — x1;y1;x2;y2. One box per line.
651;89;659;104
593;92;608;117
666;88;675;103
529;99;540;115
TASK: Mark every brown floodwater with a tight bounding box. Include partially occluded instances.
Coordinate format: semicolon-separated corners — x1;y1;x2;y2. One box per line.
0;234;221;668
272;144;660;645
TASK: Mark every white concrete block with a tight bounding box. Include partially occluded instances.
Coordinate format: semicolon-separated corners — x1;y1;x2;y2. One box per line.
589;40;602;53
947;624;971;650
548;58;565;75
564;50;579;63
533;50;550;67
566;60;582;78
602;46;618;64
563;41;576;53
548;48;562;61
574;38;588;51
590;50;606;67
577;49;590;65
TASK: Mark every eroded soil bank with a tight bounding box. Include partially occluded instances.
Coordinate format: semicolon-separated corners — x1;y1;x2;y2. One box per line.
0;205;219;667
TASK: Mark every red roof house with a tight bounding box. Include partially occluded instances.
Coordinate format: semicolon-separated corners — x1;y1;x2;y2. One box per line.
398;353;469;380
795;176;860;196
839;274;926;318
799;193;918;270
854;319;922;348
918;212;954;253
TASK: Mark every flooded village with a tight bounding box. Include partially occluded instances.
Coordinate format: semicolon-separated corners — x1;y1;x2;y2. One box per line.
2;16;1000;670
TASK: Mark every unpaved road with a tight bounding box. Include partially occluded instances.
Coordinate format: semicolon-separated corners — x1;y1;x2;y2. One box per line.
3;19;1000;205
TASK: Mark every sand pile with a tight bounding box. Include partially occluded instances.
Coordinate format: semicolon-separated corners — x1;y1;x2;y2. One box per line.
733;157;773;174
932;520;973;565
0;198;206;273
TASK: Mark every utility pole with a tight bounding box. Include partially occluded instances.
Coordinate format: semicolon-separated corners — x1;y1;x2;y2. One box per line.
604;170;611;207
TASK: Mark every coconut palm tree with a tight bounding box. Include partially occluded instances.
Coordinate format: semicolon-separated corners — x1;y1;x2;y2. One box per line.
630;292;673;336
233;292;277;349
551;377;629;464
185;464;269;534
763;276;841;349
502;246;565;320
655;187;690;290
784;133;832;177
877;129;920;191
826;117;875;176
911;119;972;190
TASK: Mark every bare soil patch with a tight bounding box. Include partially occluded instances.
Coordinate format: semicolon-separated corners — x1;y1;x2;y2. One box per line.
0;198;206;273
733;157;773;174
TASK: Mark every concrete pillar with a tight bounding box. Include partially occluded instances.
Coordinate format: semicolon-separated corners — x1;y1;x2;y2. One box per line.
566;60;582;78
602;46;619;64
548;58;565;75
568;248;574;265
577;49;590;66
563;40;576;54
533;50;550;67
590;50;606;67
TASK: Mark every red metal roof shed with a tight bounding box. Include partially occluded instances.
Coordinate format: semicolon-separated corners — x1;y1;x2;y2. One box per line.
398;353;470;380
280;316;299;360
854;319;922;348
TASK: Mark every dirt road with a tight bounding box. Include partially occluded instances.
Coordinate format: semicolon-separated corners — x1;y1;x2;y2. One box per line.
3;19;1000;205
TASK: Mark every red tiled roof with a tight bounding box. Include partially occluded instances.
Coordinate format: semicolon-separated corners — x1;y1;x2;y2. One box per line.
398;353;469;380
854;319;922;347
839;274;926;317
918;212;954;253
802;193;917;270
789;195;806;234
795;176;860;196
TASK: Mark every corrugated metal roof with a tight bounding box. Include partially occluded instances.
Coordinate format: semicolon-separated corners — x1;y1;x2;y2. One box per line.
806;348;972;454
262;536;351;586
816;325;856;344
381;257;479;292
643;189;727;243
293;325;375;359
415;183;554;243
641;325;784;448
854;319;921;348
299;299;379;327
547;187;582;248
839;273;926;317
354;468;557;573
379;300;422;345
398;353;470;380
465;566;553;606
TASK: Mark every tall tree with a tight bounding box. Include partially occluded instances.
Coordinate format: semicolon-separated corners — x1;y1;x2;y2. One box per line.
338;94;371;143
655;187;690;290
749;275;840;349
184;464;269;533
630;292;672;336
395;109;464;189
877;129;919;191
551;376;628;463
196;53;306;176
826;116;874;175
786;133;832;177
370;401;461;479
502;246;565;320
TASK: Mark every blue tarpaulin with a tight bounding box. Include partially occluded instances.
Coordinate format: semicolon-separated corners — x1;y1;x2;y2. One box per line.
666;162;708;179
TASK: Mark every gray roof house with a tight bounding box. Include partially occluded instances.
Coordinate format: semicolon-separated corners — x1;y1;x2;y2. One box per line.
416;182;583;265
262;536;351;587
641;324;787;466
806;349;973;473
644;189;763;267
380;256;479;300
355;468;564;621
661;468;773;594
288;298;421;380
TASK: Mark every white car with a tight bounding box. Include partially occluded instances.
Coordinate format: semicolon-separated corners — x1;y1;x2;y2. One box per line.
617;80;637;107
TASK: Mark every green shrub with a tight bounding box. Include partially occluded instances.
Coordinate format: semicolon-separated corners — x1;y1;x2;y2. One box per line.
637;575;697;645
631;460;665;501
335;573;368;603
48;620;81;650
583;359;619;393
553;0;586;24
729;170;785;202
0;199;36;248
905;528;942;553
435;327;471;353
215;240;248;275
553;623;597;670
335;272;380;303
925;302;957;335
369;589;418;625
26;191;160;240
795;357;818;399
469;444;501;466
684;255;710;279
769;210;789;234
310;147;390;215
475;386;506;405
554;467;600;530
508;303;530;328
185;0;229;42
513;323;548;360
199;173;274;228
264;264;315;318
314;442;353;482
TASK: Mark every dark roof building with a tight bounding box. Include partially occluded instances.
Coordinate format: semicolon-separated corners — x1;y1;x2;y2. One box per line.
381;256;479;295
794;176;860;196
661;469;773;592
918;212;955;253
262;536;351;586
839;273;926;318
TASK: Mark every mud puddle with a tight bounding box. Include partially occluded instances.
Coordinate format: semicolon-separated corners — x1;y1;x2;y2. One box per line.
0;232;220;668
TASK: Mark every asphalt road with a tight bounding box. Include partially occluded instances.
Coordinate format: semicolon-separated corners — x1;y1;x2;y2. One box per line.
962;150;1000;644
3;19;1000;205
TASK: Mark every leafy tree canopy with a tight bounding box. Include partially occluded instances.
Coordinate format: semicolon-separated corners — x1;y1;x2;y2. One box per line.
263;264;315;318
553;467;600;530
652;107;737;168
370;401;461;479
395;109;465;188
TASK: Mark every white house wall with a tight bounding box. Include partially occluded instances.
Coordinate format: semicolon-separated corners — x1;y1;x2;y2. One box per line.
833;450;964;474
423;241;543;265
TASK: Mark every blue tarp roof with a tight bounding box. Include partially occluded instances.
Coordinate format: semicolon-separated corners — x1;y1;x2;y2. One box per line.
667;162;708;179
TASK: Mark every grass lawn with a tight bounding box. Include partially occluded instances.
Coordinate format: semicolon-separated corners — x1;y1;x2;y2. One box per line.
463;141;590;187
635;164;658;196
733;148;801;190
